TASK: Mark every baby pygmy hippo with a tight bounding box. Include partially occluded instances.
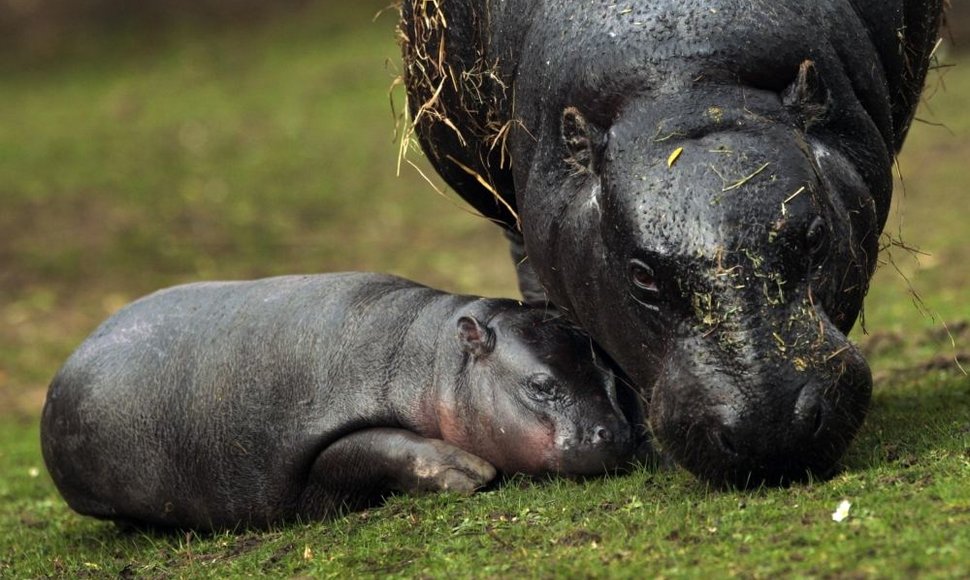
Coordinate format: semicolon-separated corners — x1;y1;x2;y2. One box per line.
41;273;636;530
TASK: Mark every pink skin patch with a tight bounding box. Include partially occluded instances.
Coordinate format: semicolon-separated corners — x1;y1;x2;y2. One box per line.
435;401;561;475
503;424;558;475
433;402;463;443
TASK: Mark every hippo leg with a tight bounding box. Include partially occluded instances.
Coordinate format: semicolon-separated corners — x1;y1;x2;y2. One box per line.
298;428;496;519
504;228;549;306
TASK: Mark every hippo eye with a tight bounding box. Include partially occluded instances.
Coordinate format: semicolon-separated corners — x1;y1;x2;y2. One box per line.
628;259;661;309
806;217;829;258
630;260;659;292
527;374;558;400
632;265;657;291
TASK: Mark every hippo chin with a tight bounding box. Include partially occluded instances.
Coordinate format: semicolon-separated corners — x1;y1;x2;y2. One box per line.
41;273;636;530
401;1;944;485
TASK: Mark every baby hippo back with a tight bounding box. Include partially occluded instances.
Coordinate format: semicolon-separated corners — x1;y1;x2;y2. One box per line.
42;274;443;527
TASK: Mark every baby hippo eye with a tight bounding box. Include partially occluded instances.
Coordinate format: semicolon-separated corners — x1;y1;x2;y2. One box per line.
527;373;558;400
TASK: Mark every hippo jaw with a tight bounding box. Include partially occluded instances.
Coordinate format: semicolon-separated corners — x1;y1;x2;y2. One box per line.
648;298;874;487
519;83;883;486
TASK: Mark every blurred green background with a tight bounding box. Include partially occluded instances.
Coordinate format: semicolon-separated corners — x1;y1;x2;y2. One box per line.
0;2;967;577
0;0;521;418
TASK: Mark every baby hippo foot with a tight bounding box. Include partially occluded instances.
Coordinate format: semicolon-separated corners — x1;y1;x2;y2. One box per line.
299;428;498;520
400;438;497;495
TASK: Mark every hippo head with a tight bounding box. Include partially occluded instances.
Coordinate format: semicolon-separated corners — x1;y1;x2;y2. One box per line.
516;53;888;486
445;307;638;477
401;0;941;486
600;87;878;486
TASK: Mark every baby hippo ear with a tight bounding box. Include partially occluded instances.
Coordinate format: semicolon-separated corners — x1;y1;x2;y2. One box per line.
457;316;495;358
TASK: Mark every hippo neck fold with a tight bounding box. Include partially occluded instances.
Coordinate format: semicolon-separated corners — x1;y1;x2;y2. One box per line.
521;178;601;314
370;293;472;439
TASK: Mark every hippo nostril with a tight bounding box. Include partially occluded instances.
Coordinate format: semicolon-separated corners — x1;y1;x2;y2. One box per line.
795;383;826;439
715;430;738;456
593;426;613;444
812;405;825;438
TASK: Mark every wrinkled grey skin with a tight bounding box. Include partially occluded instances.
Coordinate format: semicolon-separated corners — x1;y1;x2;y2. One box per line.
401;1;944;485
41;274;635;530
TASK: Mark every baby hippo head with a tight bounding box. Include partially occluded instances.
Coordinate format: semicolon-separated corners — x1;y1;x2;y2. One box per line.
441;305;637;477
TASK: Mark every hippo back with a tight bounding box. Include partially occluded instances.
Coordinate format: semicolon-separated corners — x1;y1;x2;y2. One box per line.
401;0;944;228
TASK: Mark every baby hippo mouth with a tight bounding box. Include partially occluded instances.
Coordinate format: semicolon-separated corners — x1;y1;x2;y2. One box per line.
551;414;638;476
555;364;648;475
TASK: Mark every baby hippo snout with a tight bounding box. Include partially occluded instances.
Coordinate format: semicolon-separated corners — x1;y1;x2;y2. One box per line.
592;425;613;445
556;418;634;475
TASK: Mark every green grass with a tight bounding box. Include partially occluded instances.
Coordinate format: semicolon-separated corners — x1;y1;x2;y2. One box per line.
1;5;968;577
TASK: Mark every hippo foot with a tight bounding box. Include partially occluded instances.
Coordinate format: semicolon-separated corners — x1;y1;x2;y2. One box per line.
399;438;497;495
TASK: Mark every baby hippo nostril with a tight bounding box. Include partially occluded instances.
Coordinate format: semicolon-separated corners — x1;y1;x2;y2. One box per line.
592;426;613;444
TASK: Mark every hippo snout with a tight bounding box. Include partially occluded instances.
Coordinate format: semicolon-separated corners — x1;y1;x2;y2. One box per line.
555;420;634;475
712;381;829;457
560;422;627;450
651;341;872;488
573;423;622;449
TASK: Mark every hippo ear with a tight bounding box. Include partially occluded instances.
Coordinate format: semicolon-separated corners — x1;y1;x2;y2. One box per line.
561;107;602;175
457;316;495;358
783;60;829;130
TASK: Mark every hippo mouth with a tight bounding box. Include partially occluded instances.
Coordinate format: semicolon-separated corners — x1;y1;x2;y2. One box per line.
613;367;651;464
648;340;873;488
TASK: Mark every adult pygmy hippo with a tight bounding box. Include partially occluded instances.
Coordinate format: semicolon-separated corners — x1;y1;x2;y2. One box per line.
41;273;636;530
401;1;945;485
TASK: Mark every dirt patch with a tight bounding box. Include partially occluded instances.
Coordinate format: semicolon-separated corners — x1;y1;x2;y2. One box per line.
0;387;48;421
872;352;969;384
260;540;295;572
0;288;119;417
859;330;907;358
861;318;969;381
921;320;970;345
